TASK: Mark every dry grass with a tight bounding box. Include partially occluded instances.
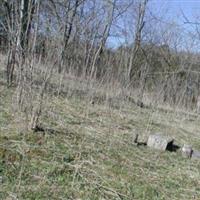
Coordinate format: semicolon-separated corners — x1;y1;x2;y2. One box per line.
1;78;200;199
1;53;200;199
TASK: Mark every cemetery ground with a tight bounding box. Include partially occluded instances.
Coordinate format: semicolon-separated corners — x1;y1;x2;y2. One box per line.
1;83;200;199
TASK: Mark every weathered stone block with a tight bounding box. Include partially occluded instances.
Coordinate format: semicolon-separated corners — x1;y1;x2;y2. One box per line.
147;134;174;151
181;144;193;158
192;150;200;160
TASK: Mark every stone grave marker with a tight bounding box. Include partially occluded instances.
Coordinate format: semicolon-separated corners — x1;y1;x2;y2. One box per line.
147;134;174;151
192;150;200;160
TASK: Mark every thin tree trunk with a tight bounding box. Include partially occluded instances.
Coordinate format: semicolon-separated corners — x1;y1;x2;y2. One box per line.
59;0;80;73
90;0;116;80
127;0;148;83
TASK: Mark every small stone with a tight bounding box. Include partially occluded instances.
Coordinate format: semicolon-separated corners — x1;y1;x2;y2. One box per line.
63;154;74;163
182;144;193;158
137;100;144;108
147;134;174;151
192;150;200;160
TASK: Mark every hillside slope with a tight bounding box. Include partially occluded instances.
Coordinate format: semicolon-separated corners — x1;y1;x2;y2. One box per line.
1;81;200;200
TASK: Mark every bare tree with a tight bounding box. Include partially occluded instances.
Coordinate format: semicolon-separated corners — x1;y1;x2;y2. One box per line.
90;0;116;79
127;0;148;83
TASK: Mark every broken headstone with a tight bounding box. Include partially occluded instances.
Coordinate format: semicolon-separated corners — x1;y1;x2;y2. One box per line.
181;144;193;158
192;150;200;160
147;134;174;151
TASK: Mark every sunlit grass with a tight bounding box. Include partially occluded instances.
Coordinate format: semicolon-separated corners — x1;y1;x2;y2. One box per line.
1;83;200;199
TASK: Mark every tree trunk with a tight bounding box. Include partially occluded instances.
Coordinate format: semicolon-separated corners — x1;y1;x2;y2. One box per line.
90;0;116;80
59;0;80;73
127;0;148;83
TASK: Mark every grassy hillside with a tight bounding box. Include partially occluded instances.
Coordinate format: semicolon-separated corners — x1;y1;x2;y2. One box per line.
1;72;200;199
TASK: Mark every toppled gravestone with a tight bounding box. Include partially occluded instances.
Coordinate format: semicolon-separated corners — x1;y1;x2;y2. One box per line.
147;134;174;151
134;132;200;161
181;144;200;160
192;150;200;159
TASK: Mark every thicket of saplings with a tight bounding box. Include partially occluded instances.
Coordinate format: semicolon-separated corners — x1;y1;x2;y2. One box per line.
1;0;199;131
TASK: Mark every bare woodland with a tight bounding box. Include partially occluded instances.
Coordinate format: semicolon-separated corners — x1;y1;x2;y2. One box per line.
1;0;200;129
